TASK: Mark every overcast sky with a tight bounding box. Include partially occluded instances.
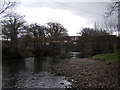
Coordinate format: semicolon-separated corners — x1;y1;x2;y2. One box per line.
14;0;114;36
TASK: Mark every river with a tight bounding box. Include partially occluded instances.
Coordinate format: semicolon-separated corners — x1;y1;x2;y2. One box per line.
2;57;72;88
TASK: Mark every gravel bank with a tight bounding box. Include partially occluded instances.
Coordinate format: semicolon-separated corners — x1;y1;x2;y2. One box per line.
52;58;120;88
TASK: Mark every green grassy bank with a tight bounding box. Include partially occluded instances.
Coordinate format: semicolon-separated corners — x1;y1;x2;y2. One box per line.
91;52;119;64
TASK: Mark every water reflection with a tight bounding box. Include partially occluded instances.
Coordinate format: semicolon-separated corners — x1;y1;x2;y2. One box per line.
34;57;55;73
2;57;72;88
2;59;26;87
33;58;43;73
69;52;82;58
3;59;26;76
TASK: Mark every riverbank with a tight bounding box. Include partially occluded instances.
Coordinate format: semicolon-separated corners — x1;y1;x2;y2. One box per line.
91;52;119;65
51;58;120;88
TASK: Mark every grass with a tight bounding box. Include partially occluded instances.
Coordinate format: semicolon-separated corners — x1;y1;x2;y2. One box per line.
91;52;119;64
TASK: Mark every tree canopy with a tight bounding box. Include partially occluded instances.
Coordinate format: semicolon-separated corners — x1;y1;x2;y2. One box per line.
46;22;68;37
1;12;25;41
79;27;110;36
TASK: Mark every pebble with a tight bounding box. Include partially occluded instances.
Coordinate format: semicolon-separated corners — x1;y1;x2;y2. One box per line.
53;58;120;88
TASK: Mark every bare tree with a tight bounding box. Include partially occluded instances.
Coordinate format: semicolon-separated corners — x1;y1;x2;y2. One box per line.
0;0;19;15
104;0;119;35
78;27;109;36
46;22;68;37
1;12;25;41
104;18;118;34
1;12;25;58
26;23;46;38
105;0;119;18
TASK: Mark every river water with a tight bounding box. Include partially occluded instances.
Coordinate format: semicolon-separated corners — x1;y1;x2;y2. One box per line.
2;57;72;88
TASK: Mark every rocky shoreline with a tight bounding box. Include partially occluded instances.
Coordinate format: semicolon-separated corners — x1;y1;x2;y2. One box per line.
51;58;120;88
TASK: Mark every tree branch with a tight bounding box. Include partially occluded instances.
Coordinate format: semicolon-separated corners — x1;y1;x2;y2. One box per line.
0;0;18;15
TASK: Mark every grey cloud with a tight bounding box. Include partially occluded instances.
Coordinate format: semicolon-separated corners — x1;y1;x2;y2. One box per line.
19;1;113;27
